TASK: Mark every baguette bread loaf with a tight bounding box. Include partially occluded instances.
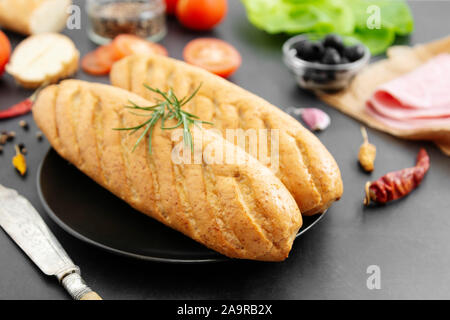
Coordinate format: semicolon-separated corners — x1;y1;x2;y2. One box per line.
0;0;71;35
33;80;303;261
6;33;79;89
110;54;343;215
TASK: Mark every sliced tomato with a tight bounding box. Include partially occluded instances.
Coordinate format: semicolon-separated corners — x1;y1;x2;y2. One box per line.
112;35;168;59
183;38;241;78
82;45;116;76
0;31;11;76
82;35;168;76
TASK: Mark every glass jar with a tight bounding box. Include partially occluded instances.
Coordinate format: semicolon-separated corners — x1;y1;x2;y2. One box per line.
86;0;167;45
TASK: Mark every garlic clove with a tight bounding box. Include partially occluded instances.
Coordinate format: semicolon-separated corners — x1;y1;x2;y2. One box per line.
299;108;331;131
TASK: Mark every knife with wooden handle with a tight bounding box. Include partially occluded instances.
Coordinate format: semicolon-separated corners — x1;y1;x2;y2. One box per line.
0;185;102;300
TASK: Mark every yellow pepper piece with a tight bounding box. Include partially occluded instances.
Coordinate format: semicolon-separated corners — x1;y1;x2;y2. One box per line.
359;127;376;173
12;145;27;176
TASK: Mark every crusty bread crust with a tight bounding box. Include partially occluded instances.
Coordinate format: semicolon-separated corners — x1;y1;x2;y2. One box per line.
0;0;70;35
111;55;343;215
33;80;303;261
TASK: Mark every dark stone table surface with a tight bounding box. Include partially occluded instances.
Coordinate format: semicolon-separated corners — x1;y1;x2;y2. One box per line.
0;0;449;300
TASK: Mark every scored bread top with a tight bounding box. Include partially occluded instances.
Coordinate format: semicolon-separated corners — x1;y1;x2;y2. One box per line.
33;80;303;261
110;54;344;215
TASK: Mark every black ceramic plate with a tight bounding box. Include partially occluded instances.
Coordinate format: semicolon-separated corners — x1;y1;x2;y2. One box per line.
37;148;326;263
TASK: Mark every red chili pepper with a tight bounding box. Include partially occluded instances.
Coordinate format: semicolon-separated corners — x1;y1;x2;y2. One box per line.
0;85;46;120
364;148;430;205
0;98;33;119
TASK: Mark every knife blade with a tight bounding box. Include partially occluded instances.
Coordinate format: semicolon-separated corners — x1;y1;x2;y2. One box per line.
0;184;101;300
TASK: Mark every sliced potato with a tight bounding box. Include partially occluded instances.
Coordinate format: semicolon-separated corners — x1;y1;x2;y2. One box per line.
6;33;79;89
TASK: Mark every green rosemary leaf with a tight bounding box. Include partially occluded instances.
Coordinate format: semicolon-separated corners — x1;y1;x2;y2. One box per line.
144;84;172;104
180;84;202;106
148;125;155;155
180;110;200;119
196;120;214;126
162;120;183;130
115;84;211;154
112;117;153;131
131;123;149;152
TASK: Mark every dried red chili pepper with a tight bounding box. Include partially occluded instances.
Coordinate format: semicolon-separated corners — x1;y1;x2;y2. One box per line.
0;98;33;119
364;148;430;205
0;85;46;120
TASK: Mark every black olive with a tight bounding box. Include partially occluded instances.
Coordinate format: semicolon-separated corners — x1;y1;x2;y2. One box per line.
323;34;344;52
311;71;330;84
295;40;325;61
322;48;341;65
310;42;325;61
326;70;337;81
303;69;315;82
340;56;350;64
344;44;365;62
294;40;314;61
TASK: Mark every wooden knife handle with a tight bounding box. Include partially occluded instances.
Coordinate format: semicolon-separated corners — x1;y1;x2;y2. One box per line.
61;272;103;300
80;291;103;300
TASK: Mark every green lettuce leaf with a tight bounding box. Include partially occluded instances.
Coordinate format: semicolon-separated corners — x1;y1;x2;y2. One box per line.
243;0;354;35
241;0;414;55
348;0;414;35
353;27;396;55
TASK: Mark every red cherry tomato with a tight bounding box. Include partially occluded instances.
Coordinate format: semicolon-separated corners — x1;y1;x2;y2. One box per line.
183;38;241;78
165;0;178;15
0;30;11;76
176;0;227;31
112;34;168;59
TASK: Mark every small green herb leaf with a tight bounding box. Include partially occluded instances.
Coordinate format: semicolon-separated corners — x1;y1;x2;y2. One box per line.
113;84;211;154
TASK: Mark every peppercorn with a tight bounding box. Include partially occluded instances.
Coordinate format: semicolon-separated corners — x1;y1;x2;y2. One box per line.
19;120;29;130
36;131;43;141
7;131;16;141
18;143;26;154
0;134;7;145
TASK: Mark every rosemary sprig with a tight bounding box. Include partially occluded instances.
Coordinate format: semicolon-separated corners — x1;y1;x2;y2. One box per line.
113;84;213;154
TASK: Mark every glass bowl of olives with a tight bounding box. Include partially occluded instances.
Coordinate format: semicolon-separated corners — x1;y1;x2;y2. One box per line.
283;34;370;91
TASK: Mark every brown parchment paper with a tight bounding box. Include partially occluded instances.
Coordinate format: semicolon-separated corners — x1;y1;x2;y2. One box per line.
319;36;450;156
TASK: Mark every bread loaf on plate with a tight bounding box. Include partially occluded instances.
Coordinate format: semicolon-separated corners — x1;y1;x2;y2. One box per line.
110;54;343;216
33;80;303;261
0;0;71;35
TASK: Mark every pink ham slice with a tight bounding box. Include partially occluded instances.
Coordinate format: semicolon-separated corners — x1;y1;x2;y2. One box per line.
366;54;450;128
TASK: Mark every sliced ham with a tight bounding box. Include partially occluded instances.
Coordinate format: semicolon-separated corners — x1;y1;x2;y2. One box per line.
366;102;450;130
366;54;450;129
370;91;450;120
319;36;450;156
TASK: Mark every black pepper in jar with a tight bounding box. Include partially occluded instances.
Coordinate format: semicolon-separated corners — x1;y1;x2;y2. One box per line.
87;0;166;45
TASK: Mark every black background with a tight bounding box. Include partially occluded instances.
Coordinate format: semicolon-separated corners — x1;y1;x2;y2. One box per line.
0;0;449;300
